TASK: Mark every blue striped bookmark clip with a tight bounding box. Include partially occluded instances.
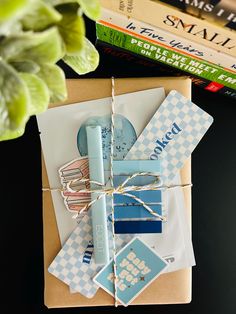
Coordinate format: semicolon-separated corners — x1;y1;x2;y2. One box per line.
112;160;163;234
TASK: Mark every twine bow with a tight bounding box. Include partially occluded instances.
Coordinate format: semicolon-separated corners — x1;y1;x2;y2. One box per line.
67;171;166;221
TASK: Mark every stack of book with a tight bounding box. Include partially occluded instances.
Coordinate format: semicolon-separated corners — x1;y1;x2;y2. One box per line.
96;0;236;98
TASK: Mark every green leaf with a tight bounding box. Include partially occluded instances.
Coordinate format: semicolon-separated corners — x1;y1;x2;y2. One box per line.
63;38;99;74
57;3;85;55
45;0;100;20
21;0;62;31
0;127;25;141
0;27;64;64
78;0;100;21
10;60;40;74
0;19;22;36
24;28;64;63
43;0;72;5
43;0;70;5
0;59;29;135
0;0;30;22
38;64;67;103
19;73;50;115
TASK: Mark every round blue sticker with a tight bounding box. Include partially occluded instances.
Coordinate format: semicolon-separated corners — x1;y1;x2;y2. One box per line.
77;114;137;169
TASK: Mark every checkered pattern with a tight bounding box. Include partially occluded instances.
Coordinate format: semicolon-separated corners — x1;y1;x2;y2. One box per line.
126;90;213;185
48;214;101;298
48;211;132;298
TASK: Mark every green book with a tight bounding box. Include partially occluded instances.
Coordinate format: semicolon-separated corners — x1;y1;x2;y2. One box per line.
96;23;236;91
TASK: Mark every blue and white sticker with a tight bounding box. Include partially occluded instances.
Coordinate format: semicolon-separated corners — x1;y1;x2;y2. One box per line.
93;237;168;306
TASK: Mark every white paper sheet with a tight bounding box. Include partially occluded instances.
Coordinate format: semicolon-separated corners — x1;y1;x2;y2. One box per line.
37;87;165;244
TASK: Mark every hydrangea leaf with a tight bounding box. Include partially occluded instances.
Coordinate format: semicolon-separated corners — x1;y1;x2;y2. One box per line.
0;127;25;141
21;0;62;31
45;0;100;20
0;19;22;36
0;59;29;135
38;64;67;103
63;38;99;74
78;0;100;21
57;3;85;55
19;73;50;115
0;0;30;22
10;60;40;74
0;27;64;64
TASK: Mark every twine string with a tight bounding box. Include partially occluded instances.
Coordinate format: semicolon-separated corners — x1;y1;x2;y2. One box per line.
65;172;166;221
110;77;119;307
42;182;192;195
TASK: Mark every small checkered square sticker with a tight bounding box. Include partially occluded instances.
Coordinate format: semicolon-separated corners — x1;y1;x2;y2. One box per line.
126;90;213;185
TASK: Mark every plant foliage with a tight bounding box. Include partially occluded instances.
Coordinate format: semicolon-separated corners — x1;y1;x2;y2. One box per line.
0;0;100;140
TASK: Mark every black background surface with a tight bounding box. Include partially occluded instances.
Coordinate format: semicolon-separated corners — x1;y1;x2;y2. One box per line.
0;20;236;314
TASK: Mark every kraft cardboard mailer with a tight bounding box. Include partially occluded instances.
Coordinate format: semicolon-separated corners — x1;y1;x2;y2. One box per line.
42;77;192;308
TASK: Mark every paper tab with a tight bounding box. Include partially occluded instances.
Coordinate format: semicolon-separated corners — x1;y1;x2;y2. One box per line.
115;221;162;234
114;189;162;205
113;160;161;175
114;204;162;219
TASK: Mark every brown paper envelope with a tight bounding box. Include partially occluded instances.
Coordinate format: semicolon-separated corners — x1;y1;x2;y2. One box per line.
42;77;192;308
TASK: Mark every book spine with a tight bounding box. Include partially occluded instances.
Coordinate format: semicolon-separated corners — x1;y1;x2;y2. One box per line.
218;86;236;99
96;39;185;76
158;0;236;31
99;8;236;72
100;0;236;57
96;22;236;90
96;39;236;99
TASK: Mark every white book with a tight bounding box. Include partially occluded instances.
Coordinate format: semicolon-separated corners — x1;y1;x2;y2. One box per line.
99;7;236;74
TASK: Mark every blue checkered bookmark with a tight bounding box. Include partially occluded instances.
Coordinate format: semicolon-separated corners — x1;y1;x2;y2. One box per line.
126;90;213;185
48;214;101;298
48;213;132;298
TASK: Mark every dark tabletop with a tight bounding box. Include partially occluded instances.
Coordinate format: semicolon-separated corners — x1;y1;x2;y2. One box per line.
0;20;235;314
